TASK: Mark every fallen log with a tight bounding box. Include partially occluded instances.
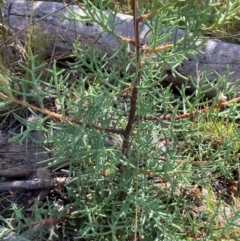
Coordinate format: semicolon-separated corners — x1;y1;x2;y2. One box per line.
0;177;68;192
0;131;49;172
2;0;240;98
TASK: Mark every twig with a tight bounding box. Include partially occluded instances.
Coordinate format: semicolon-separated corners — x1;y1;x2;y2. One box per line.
134;96;240;122
0;92;124;135
136;0;178;22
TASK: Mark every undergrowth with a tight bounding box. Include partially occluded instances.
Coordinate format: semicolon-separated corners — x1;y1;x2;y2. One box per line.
0;0;240;240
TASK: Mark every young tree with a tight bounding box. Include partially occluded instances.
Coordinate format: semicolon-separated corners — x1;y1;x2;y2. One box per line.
1;0;240;240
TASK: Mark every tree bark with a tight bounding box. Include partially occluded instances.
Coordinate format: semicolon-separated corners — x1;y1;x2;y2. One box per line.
2;0;240;99
0;131;49;172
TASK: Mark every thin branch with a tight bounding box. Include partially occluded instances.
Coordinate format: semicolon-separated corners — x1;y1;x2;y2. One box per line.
136;0;178;22
142;40;182;54
118;35;143;48
121;0;180;156
135;96;240;122
0;92;124;135
119;34;182;54
122;0;141;156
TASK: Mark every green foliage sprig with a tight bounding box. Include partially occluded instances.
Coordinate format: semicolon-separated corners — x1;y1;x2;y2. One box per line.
1;0;240;240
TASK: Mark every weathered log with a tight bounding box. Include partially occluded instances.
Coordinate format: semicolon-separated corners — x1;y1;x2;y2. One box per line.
0;177;67;192
2;0;240;98
0;127;122;177
0;131;49;172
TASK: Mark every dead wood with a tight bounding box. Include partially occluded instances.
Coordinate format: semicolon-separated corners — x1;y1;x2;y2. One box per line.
0;177;68;192
0;131;49;170
2;0;240;98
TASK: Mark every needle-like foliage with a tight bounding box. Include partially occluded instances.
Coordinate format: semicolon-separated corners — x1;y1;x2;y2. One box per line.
1;0;240;240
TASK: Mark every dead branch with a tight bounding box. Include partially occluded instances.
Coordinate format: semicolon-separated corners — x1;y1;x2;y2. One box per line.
0;177;68;191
